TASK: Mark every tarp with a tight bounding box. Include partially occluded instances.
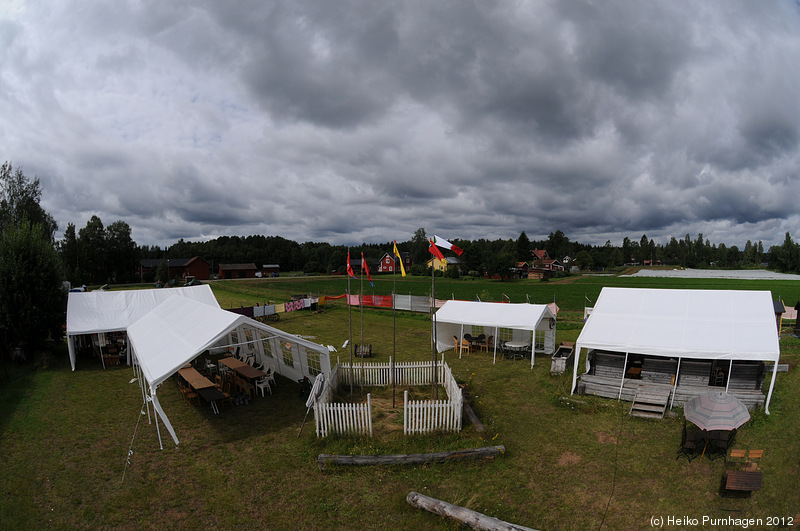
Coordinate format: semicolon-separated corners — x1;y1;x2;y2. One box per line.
433;300;557;365
65;285;220;370
128;296;331;445
571;288;780;413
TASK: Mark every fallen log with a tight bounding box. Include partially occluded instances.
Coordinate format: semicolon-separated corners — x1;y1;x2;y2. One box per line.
406;491;537;531
463;402;486;432
317;445;505;470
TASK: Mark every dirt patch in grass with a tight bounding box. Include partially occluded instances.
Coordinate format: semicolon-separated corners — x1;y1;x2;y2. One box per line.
557;451;582;466
595;431;618;444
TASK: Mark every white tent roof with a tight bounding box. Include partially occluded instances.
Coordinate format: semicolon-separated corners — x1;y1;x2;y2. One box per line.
576;288;780;361
128;296;332;446
127;296;243;388
66;285;220;370
435;300;555;331
572;287;781;414
128;296;330;389
66;285;220;336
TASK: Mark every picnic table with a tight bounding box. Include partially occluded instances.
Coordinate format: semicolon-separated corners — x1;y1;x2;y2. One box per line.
725;470;762;491
219;357;267;380
178;367;222;414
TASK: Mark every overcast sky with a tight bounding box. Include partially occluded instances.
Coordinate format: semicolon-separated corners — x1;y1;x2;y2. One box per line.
2;1;800;249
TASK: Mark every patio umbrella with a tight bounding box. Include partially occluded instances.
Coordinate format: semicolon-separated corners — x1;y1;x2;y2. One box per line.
684;391;750;431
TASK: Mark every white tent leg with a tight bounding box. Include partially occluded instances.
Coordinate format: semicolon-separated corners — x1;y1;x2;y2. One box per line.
529;330;535;368
670;358;682;410
493;326;498;364
570;345;581;395
617;352;629;400
68;335;77;371
459;324;464;358
725;359;733;394
764;359;778;415
150;390;179;447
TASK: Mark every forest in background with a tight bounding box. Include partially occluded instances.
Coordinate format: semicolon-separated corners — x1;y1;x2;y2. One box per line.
58;215;800;286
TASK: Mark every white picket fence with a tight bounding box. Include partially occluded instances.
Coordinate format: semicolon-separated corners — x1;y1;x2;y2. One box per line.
403;361;463;435
314;393;372;438
313;359;462;437
337;359;446;387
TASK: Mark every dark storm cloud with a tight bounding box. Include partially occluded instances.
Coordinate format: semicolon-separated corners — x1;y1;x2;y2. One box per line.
1;0;799;249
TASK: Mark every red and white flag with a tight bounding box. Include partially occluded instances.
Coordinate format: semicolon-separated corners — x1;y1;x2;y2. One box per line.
433;235;463;255
429;238;446;264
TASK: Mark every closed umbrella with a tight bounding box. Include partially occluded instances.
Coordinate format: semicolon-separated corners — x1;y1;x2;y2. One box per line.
684;391;750;431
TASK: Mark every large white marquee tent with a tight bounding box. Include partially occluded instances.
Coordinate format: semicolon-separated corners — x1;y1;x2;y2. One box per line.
434;300;557;366
571;287;781;413
65;285;220;370
128;296;331;446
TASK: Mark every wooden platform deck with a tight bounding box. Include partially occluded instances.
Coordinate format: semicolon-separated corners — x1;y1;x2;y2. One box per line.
577;374;766;410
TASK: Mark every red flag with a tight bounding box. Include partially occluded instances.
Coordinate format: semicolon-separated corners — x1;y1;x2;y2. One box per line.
361;252;374;286
346;252;357;280
428;238;446;263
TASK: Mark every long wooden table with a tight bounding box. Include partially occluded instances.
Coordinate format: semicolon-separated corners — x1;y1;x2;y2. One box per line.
178;367;221;413
178;367;215;389
220;357;267;380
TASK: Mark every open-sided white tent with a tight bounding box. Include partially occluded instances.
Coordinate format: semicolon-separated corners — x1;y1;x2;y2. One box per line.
571;288;781;413
434;300;557;366
128;296;331;446
66;285;220;370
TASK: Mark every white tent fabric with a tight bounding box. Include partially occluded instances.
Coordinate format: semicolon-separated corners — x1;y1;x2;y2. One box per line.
65;285;220;370
128;296;331;445
433;300;557;366
571;288;780;413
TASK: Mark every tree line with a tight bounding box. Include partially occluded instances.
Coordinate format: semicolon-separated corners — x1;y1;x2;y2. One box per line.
3;160;800;354
60;221;800;286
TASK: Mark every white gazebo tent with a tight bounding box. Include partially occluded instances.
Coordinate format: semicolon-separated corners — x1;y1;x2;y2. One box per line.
571;288;781;414
433;300;557;366
65;285;220;370
128;296;331;447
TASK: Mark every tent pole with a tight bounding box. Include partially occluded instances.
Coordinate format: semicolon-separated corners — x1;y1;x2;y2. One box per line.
764;358;778;414
725;359;733;394
670;358;682;410
493;326;498;364
617;352;629;400
529;330;535;369
459;324;464;358
570;345;581;395
150;389;179;447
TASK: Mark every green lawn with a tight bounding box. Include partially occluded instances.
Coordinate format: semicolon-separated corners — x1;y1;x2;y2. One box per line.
1;275;799;529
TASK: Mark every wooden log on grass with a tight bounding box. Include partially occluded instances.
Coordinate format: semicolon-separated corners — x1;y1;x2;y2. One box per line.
406;491;537;531
317;445;505;470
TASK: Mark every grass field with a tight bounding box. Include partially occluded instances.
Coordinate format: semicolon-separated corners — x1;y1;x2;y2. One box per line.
1;274;799;529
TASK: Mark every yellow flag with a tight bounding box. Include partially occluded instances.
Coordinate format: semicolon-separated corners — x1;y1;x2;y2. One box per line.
393;240;407;277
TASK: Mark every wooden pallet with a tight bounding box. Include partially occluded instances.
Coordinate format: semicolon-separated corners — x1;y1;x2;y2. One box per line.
629;385;671;419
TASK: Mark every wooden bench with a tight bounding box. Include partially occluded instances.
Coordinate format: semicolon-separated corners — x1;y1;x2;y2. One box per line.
725;470;762;491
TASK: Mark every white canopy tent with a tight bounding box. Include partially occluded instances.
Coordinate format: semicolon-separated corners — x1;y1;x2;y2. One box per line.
433;300;557;366
128;296;331;446
66;285;220;370
571;288;781;413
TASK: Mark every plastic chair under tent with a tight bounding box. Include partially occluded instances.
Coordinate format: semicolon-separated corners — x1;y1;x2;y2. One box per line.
244;355;255;366
255;377;271;397
263;365;276;390
205;359;217;376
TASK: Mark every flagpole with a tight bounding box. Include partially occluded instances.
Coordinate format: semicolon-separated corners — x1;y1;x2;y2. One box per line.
348;248;353;399
360;254;364;396
392;251;397;408
430;244;437;400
